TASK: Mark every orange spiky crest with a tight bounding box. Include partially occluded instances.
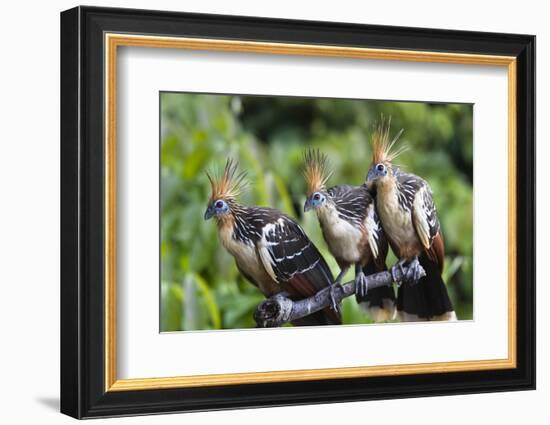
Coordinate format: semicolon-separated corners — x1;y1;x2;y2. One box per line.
303;149;333;195
206;158;247;203
371;116;406;166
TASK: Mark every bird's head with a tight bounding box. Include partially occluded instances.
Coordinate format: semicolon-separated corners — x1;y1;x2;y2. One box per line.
367;162;391;183
302;149;332;213
204;159;247;221
366;116;405;187
304;190;328;212
204;198;231;220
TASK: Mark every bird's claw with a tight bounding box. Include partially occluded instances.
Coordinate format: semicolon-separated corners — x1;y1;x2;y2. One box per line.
354;271;369;303
394;259;408;286
404;257;422;285
328;283;342;312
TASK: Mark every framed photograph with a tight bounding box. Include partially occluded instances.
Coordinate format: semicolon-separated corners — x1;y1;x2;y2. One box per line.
60;6;535;419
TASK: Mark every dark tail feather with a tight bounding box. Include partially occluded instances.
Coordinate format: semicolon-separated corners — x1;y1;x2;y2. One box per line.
291;307;341;327
358;261;396;322
397;253;455;321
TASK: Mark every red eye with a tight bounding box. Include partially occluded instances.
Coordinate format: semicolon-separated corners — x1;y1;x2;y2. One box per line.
313;193;320;200
215;200;224;208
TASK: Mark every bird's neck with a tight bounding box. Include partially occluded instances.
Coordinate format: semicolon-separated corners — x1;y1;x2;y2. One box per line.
215;212;235;233
216;204;258;247
315;200;339;226
375;176;399;210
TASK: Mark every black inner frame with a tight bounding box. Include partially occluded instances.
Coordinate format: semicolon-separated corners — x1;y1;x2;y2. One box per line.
61;6;535;419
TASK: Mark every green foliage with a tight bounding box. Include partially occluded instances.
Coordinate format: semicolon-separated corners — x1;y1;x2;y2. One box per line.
160;92;473;331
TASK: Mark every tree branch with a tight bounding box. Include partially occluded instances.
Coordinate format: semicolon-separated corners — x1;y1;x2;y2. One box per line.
254;262;425;327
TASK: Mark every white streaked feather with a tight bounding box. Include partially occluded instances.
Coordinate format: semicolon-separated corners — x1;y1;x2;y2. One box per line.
286;258;320;279
412;187;431;250
273;241;311;262
256;217;287;283
365;204;380;259
257;238;279;283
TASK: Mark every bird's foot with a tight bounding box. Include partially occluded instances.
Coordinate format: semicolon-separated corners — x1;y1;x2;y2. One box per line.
354;269;369;303
394;258;408;286
405;256;422;285
328;282;342;312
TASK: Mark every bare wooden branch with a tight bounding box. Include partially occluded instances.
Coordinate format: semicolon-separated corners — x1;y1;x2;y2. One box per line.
254;263;425;327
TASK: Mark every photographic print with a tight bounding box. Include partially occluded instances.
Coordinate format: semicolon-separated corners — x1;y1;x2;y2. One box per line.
160;93;473;331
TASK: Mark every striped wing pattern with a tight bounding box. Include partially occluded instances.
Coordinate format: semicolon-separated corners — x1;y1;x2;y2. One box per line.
259;215;334;289
328;185;369;227
230;206;335;287
412;184;440;250
255;212;341;325
393;170;445;270
394;171;440;249
365;202;386;264
328;184;386;262
394;169;424;213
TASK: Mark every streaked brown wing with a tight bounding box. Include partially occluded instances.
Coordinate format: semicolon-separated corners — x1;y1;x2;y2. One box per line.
411;182;444;271
257;215;341;325
373;236;389;271
425;231;445;273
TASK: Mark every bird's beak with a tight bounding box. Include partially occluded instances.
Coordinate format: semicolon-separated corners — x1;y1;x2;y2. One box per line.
204;206;214;220
303;198;313;212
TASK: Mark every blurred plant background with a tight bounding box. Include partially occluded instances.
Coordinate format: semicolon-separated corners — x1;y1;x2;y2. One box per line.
160;92;473;332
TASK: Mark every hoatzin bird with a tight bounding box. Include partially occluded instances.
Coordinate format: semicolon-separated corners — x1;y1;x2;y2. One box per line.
204;159;341;326
366;120;456;321
303;150;396;321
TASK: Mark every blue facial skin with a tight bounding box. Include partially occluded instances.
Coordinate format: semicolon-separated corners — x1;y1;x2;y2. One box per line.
367;163;388;182
303;191;326;212
204;199;230;220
